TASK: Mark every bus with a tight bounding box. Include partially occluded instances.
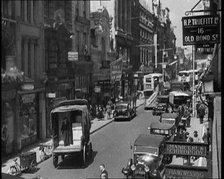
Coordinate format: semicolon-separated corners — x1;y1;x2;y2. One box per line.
178;69;201;85
143;73;163;92
143;73;163;104
178;70;190;83
188;69;201;84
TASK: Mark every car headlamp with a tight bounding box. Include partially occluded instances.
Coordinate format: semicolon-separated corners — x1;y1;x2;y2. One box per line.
144;165;149;172
152;169;157;176
131;164;136;171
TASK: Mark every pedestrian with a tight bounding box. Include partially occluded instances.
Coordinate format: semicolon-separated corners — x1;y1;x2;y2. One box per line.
192;131;200;161
202;128;211;146
193;131;200;142
61;117;69;146
99;164;108;179
198;103;206;124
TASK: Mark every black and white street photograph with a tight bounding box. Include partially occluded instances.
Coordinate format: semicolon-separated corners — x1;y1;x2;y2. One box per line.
1;0;221;178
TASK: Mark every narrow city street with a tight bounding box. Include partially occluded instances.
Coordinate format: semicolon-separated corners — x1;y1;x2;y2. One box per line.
21;106;159;179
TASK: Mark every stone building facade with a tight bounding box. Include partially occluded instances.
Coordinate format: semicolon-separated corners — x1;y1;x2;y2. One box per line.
90;7;116;106
1;0;46;154
91;0;134;99
44;1;93;137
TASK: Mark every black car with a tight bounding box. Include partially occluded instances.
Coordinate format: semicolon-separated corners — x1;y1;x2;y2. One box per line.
152;95;169;116
114;101;136;121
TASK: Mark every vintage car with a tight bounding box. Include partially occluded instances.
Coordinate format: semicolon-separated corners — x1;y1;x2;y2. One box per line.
152;95;169;116
114;101;136;121
149;121;176;141
50;99;93;168
148;121;176;164
160;113;181;127
168;91;191;113
122;134;168;179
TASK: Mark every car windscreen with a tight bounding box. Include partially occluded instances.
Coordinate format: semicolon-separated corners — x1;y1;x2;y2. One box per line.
161;119;175;125
144;90;153;97
116;104;127;110
157;97;168;103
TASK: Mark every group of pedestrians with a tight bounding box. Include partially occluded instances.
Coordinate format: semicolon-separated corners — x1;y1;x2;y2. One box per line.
93;98;114;120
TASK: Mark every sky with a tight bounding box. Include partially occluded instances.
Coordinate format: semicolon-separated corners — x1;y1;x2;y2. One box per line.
160;0;201;48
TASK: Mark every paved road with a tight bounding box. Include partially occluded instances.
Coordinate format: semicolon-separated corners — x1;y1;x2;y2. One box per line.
18;106;159;179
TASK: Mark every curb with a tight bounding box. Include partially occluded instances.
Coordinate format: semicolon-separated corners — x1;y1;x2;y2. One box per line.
90;119;114;134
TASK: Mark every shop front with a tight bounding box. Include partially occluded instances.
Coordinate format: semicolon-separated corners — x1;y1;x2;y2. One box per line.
18;93;38;148
1;86;17;155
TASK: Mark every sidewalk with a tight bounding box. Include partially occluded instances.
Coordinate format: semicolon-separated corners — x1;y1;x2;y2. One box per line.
185;115;208;167
171;114;208;167
2;98;145;174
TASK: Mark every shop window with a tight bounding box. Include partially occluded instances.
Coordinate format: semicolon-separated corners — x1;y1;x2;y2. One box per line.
19;94;37;147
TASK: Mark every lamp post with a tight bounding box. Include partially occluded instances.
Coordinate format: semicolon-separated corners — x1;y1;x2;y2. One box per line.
192;45;196;117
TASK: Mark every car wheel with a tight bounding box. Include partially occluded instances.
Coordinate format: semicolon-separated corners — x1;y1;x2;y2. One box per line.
53;154;58;168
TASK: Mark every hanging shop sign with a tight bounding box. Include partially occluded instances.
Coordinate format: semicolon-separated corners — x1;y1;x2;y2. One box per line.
182;15;220;45
164;165;208;179
164;141;208;157
94;86;101;93
68;51;78;61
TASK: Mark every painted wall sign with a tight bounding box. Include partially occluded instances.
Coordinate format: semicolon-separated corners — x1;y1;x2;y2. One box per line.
164;141;208;157
182;15;220;45
164;165;208;179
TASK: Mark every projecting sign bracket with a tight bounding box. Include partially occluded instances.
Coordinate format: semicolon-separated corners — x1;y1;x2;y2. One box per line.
184;0;222;16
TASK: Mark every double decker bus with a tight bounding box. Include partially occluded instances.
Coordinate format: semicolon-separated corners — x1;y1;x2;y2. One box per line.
178;70;190;83
143;73;163;108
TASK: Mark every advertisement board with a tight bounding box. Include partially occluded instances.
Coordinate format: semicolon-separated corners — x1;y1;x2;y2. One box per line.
165;141;208;157
164;165;208;179
182;15;220;45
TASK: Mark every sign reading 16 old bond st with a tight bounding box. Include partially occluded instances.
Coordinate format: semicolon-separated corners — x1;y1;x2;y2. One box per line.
182;15;220;45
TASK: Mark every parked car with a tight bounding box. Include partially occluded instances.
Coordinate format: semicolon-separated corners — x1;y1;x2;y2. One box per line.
114;101;136;121
152;95;169;116
122;134;168;179
160;113;181;129
148;121;176;164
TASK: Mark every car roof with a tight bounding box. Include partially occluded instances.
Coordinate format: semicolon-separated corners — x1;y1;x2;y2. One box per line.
134;134;166;147
157;95;169;98
150;121;174;129
54;99;88;108
116;101;129;105
51;104;88;113
169;91;190;96
161;113;178;118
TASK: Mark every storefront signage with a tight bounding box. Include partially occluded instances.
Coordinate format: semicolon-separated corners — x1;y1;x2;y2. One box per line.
22;94;35;104
46;92;56;98
21;83;34;90
94;86;101;93
182;15;220;45
68;51;78;61
164;141;208;157
164;165;208;179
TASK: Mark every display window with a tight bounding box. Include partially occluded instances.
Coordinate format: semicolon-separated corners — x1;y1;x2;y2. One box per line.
19;94;37;147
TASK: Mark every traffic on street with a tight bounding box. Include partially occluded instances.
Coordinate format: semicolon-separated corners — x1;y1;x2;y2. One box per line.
2;0;221;179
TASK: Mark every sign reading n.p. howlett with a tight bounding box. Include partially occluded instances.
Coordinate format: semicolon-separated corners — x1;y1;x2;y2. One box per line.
182;15;220;45
165;141;208;157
